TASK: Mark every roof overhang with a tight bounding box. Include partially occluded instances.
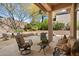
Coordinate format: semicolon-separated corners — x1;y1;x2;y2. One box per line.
35;3;72;12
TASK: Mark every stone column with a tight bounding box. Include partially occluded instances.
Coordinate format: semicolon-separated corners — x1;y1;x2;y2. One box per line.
48;11;53;42
70;3;77;40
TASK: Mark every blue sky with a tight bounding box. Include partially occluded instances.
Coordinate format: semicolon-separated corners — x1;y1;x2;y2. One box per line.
0;4;48;23
0;3;79;24
0;4;49;23
0;5;10;17
0;4;33;23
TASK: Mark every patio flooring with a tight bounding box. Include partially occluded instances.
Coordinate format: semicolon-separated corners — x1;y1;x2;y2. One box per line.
0;35;63;56
0;31;79;56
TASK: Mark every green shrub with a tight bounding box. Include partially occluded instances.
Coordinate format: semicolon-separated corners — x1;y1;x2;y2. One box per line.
77;21;79;30
35;22;41;30
34;19;48;30
40;19;48;30
27;23;32;29
15;29;23;32
24;19;66;31
24;23;32;31
32;25;38;31
53;22;65;30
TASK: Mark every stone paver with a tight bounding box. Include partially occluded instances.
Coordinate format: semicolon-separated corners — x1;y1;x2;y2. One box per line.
0;35;63;56
0;31;79;56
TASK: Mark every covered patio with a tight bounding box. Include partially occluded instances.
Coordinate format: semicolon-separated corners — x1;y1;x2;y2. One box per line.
35;3;77;42
0;3;78;56
0;31;70;56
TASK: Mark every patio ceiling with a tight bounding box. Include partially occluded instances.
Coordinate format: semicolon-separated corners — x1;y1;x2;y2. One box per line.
35;3;77;41
35;3;72;12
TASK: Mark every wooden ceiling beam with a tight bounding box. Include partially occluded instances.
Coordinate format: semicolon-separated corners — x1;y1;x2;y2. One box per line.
34;3;47;12
41;3;52;12
52;4;72;11
35;3;72;12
